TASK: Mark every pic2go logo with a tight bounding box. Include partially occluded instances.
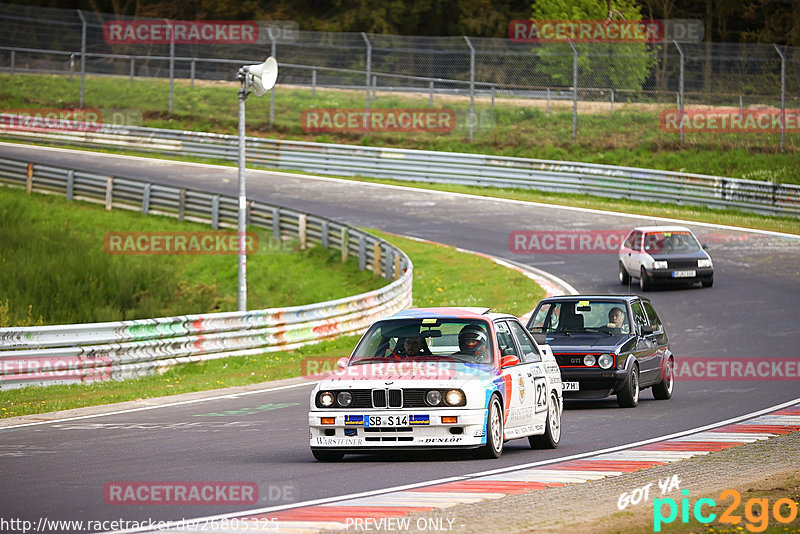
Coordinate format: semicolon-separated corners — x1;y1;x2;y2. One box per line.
654;489;799;532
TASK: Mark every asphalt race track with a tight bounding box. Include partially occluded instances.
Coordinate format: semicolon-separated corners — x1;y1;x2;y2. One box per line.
2;143;799;531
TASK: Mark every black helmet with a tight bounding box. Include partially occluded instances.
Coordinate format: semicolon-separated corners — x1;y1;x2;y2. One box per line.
458;324;488;356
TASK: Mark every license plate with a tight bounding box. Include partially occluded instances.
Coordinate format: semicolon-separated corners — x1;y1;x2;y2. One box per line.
563;382;579;391
365;414;408;428
672;270;696;278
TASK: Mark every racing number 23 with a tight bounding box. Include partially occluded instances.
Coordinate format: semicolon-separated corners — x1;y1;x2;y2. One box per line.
534;377;547;412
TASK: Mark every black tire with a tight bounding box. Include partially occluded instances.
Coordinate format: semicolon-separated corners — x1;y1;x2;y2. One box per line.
619;262;630;285
652;357;674;400
474;395;504;459
702;277;714;288
529;392;561;449
311;449;344;462
639;267;652;291
617;364;640;408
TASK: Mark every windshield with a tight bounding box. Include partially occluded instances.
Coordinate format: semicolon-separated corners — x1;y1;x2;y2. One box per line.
529;301;631;335
643;231;701;254
350;318;494;365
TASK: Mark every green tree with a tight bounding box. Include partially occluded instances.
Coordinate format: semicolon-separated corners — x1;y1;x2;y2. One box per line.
528;0;658;92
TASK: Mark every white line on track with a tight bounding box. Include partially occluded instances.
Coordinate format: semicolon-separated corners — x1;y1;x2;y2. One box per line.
106;396;800;534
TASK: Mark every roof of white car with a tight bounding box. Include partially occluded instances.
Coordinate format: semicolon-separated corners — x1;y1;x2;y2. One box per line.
631;225;694;233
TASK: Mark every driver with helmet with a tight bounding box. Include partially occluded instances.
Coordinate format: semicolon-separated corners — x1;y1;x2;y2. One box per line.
455;324;491;363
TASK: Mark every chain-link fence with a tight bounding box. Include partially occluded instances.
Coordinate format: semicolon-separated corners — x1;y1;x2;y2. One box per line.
1;3;797;153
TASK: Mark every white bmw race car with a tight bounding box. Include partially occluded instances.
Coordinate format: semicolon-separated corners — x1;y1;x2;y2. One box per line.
308;307;563;461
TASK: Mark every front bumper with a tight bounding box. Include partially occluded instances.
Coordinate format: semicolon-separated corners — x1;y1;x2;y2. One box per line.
559;367;629;399
646;267;714;284
308;408;488;451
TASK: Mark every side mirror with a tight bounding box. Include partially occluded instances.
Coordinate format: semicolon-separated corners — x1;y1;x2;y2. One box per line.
500;354;520;368
702;243;709;250
640;325;654;335
336;356;349;369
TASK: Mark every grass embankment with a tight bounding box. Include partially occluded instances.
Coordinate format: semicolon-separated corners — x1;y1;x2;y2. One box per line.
0;209;546;417
0;73;797;183
0;185;385;326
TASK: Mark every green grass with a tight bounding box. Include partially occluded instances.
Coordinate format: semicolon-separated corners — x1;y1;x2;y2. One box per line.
1;73;797;184
0;231;546;418
0;185;385;326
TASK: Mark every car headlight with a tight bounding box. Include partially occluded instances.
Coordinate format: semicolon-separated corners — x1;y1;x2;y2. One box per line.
337;391;353;407
583;355;597;367
426;390;443;406
319;391;335;407
697;259;712;268
444;389;464;406
598;354;614;369
652;261;668;269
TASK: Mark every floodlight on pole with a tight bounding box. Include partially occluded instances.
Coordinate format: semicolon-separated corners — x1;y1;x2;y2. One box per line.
236;57;278;311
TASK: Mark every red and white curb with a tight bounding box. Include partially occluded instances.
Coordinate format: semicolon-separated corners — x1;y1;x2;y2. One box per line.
119;401;800;533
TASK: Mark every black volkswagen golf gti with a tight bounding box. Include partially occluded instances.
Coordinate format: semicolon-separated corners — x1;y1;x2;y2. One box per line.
527;295;674;408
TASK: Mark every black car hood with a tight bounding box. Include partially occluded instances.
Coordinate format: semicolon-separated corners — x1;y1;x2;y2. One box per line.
545;333;630;352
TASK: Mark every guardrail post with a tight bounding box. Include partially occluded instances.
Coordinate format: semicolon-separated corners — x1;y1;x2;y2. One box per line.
311;68;317;97
774;44;786;150
341;227;349;262
272;207;281;241
358;236;366;271
611;88;614;114
372;75;377;102
10;49;15;75
429;81;434;107
130;57;135;82
69;53;74;81
26;163;33;193
546;87;550;115
361;32;371;136
211;195;220;229
464;36;475;142
393;253;402;280
372;242;381;276
105;176;113;211
320;220;329;248
569;39;578;143
178;189;185;221
77;10;86;107
384;248;393;280
66;170;74;200
298;213;307;250
142;183;151;214
190;58;196;87
491;85;495;109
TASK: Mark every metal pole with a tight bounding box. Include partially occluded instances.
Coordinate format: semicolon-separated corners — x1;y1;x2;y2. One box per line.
269;28;276;129
429;81;434;107
674;41;685;144
236;68;249;311
77;10;86;107
546;87;550;114
165;19;174;115
361;32;371;135
739;95;743;118
491;85;495;109
190;59;195;87
569;40;577;143
10;49;14;75
69;53;74;81
372;75;377;102
312;68;317;97
464;36;475;142
129;57;134;82
774;44;786;150
611;88;614;114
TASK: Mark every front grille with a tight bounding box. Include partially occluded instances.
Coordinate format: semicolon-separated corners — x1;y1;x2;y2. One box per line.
372;389;386;408
667;260;697;269
388;389;402;408
316;388;461;408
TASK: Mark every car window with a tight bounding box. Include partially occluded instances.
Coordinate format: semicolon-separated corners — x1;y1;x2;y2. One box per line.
494;321;517;358
623;231;641;250
631;302;648;331
644;230;701;254
528;303;560;333
642;301;662;330
507;320;541;363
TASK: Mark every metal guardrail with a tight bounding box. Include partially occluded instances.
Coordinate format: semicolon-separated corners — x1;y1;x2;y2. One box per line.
2;121;798;217
0;156;413;390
